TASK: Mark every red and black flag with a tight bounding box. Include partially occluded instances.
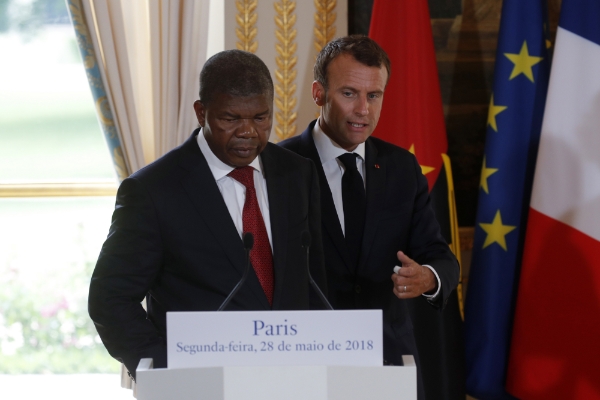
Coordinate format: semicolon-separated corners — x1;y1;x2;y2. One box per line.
370;1;465;399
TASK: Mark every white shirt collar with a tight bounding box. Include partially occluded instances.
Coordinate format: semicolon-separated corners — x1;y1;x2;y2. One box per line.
312;118;366;164
196;128;263;181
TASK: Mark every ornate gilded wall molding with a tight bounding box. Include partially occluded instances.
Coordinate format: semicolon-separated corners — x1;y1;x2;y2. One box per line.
314;0;337;53
235;0;258;52
274;0;298;141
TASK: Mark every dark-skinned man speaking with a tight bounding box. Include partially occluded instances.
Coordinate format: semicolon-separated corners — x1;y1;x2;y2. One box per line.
280;36;459;400
89;50;326;378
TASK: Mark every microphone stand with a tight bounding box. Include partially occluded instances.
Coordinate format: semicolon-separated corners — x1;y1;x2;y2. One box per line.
302;231;333;310
217;232;254;311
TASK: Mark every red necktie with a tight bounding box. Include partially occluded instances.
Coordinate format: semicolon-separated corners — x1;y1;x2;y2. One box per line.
228;166;274;305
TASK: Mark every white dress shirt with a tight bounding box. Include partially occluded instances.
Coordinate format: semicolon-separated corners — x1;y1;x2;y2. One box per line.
197;130;273;249
312;119;441;298
312;120;365;235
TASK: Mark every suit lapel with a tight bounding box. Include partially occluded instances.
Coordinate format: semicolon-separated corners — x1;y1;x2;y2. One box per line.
177;130;270;309
359;138;387;271
296;123;353;271
260;144;289;309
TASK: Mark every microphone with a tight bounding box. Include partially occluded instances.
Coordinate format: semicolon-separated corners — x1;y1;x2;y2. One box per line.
302;231;333;310
217;232;254;311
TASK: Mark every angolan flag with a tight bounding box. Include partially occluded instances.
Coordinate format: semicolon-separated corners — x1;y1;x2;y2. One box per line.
369;1;465;399
507;0;600;398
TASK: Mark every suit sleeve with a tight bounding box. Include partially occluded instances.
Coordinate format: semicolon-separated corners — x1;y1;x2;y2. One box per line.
307;161;328;309
88;177;167;376
406;155;459;309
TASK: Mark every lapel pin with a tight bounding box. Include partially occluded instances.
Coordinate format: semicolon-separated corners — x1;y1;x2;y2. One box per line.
374;164;380;169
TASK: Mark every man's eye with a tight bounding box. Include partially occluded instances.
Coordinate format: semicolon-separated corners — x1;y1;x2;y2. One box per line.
368;93;380;100
224;118;237;122
342;91;353;97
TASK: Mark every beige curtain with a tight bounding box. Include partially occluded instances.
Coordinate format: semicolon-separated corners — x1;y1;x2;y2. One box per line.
80;0;211;174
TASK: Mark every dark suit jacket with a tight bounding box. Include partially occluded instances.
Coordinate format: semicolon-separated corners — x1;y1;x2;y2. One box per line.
89;129;326;376
279;121;459;382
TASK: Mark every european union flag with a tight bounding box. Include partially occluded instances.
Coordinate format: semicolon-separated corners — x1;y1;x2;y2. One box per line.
464;1;551;398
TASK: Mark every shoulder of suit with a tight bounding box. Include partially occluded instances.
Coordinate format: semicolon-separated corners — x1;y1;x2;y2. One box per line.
265;141;310;165
128;134;197;184
368;136;415;160
278;120;315;152
277;134;301;151
129;146;181;181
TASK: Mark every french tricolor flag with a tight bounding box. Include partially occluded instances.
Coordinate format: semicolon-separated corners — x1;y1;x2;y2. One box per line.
507;0;600;399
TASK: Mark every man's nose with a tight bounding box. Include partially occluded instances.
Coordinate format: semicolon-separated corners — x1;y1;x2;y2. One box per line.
237;119;258;136
354;95;369;116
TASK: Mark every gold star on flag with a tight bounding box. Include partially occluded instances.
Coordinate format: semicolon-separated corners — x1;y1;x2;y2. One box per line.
504;41;544;82
480;157;498;194
479;210;517;251
408;144;435;175
487;95;507;132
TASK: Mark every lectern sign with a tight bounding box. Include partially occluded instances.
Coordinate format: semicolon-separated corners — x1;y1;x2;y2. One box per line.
167;310;382;369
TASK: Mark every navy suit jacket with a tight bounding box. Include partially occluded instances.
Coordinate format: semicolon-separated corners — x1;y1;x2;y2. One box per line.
89;129;326;376
279;121;459;371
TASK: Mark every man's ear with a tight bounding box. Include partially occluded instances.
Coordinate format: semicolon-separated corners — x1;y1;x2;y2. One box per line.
312;81;326;106
193;100;206;127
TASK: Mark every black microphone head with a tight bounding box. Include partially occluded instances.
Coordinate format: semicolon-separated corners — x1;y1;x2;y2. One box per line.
243;232;254;250
301;231;311;248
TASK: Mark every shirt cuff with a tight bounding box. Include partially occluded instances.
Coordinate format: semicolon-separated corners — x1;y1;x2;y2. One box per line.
421;264;441;299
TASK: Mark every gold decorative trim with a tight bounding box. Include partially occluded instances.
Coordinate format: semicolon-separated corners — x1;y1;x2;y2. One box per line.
442;153;464;320
112;146;129;182
95;96;114;127
235;0;258;53
0;183;118;198
274;0;298;141
67;1;97;70
67;0;129;182
313;0;336;53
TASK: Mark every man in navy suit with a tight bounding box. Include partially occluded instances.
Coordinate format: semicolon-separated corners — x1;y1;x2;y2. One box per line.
89;50;326;377
279;36;459;400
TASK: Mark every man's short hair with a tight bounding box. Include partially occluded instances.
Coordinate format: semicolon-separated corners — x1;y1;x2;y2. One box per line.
199;50;274;106
314;35;391;90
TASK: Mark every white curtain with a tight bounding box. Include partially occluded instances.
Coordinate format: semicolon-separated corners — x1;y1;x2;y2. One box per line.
81;0;211;173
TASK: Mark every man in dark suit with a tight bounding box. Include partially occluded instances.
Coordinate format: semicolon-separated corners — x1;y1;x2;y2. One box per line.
89;50;326;378
279;36;459;399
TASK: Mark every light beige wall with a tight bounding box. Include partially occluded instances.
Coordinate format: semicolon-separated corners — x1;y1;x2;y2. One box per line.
207;0;225;59
223;0;348;141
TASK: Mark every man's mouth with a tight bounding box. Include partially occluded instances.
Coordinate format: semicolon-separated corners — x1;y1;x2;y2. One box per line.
348;122;367;128
231;146;256;157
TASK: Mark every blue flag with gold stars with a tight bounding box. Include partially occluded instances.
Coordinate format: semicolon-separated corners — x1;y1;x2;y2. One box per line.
464;0;551;398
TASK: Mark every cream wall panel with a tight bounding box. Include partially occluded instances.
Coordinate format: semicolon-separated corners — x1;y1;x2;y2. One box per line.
207;0;225;59
224;0;347;141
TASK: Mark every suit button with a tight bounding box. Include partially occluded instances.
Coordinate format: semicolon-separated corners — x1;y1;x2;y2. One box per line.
355;284;361;294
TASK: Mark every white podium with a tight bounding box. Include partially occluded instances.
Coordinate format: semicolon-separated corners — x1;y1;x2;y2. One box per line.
135;356;417;400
